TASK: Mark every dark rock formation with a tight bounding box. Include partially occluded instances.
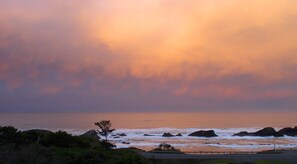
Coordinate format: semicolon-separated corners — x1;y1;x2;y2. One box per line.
122;141;130;144
80;130;100;140
22;129;53;135
162;133;175;137
278;127;297;136
111;133;127;138
176;133;182;136
233;131;250;137
233;127;283;137
188;130;217;137
144;134;154;136
254;127;283;137
118;133;127;136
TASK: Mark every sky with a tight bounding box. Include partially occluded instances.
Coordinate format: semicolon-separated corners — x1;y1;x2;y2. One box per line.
1;0;297;112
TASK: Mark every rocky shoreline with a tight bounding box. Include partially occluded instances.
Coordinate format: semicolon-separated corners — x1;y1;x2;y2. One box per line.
140;127;297;138
233;127;297;137
21;126;297;139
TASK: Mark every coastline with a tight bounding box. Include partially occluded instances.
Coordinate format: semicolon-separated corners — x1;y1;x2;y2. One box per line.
1;125;297;163
14;126;297;153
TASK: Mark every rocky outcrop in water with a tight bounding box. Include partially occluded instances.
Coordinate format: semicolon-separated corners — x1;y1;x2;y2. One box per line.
188;130;217;137
112;133;127;138
122;141;130;144
233;131;250;137
233;127;283;137
117;133;127;136
162;133;183;137
253;127;283;137
278;127;297;136
162;133;175;137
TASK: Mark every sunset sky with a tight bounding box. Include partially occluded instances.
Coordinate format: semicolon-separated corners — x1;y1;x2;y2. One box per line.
1;0;297;112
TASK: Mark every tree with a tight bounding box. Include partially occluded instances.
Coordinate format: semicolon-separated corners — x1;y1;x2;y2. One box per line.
94;120;115;141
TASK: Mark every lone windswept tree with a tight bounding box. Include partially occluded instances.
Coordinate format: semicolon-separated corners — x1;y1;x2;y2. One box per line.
94;120;115;141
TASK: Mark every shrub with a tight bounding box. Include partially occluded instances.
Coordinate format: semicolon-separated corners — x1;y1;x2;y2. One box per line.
149;142;182;153
100;140;116;150
40;131;90;148
0;126;21;145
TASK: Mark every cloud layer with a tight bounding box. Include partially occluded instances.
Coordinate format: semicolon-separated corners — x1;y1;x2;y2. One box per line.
1;0;297;112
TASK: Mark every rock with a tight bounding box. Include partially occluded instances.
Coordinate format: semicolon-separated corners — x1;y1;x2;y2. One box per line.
278;127;297;136
233;127;283;137
144;134;154;136
122;141;130;144
80;130;100;140
22;129;53;135
233;131;250;136
176;133;182;136
253;127;283;137
112;133;127;137
188;130;217;137
162;133;175;137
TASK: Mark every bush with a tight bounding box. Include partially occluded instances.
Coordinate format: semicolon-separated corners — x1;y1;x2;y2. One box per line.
40;131;90;148
0;126;21;145
149;142;182;153
0;126;148;164
99;141;116;150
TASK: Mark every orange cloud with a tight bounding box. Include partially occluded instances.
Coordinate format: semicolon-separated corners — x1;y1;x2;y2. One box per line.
1;0;297;111
83;0;297;81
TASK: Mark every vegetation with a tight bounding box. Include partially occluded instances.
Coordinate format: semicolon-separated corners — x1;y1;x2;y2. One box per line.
254;160;288;164
94;120;115;141
0;125;147;164
148;159;232;164
149;142;182;154
0;126;291;164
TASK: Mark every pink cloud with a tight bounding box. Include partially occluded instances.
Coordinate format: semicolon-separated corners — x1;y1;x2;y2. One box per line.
40;86;63;95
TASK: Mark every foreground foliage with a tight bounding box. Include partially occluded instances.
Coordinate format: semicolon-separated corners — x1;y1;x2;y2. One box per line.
0;126;147;164
94;120;115;141
149;142;182;154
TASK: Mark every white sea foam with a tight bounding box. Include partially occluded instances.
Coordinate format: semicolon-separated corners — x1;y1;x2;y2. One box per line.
105;127;297;151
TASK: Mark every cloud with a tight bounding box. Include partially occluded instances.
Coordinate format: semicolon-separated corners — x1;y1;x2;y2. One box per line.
1;0;297;111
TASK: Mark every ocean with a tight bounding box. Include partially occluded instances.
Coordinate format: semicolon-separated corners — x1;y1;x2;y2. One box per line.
1;112;297;152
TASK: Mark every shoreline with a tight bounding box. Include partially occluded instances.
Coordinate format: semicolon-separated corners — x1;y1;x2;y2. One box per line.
1;125;297;163
15;126;297;153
